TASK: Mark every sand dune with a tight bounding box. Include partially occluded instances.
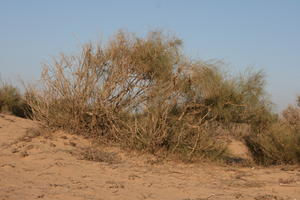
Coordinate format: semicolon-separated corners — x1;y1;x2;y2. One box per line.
0;114;299;200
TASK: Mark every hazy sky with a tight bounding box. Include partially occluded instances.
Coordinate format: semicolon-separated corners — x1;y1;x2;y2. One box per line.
0;0;299;111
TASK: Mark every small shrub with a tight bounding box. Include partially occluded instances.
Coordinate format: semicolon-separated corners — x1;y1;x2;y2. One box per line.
0;81;30;118
245;104;300;165
282;105;300;131
80;146;120;164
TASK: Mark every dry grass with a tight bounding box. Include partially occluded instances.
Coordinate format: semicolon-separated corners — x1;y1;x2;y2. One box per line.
80;146;121;164
254;194;284;200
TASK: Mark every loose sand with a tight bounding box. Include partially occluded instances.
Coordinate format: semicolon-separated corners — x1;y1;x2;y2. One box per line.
0;114;299;200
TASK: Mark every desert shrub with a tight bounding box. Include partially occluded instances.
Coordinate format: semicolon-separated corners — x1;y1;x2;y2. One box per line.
172;64;274;133
26;30;275;162
245;102;300;165
0;81;30;118
282;105;300;131
26;31;182;136
245;123;300;165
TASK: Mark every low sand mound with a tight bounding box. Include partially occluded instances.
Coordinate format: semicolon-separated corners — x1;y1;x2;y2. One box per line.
227;138;253;162
0;114;299;200
0;114;36;146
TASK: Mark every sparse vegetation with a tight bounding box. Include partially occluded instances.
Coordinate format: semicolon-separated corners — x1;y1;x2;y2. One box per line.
0;80;31;118
80;146;121;164
12;30;298;165
246;99;300;165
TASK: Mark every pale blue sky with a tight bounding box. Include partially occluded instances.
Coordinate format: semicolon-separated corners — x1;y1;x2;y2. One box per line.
0;0;299;111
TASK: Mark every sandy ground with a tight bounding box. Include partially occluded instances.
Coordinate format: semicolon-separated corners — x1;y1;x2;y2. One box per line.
0;114;299;200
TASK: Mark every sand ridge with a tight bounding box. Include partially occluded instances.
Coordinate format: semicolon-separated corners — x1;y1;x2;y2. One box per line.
0;114;299;200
